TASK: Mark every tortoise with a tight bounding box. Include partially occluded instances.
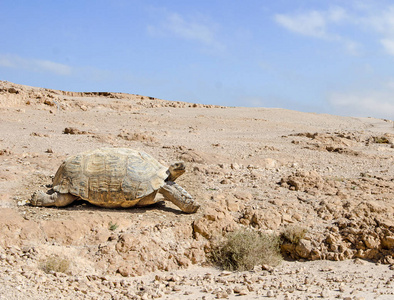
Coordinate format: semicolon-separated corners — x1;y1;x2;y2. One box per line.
30;148;200;213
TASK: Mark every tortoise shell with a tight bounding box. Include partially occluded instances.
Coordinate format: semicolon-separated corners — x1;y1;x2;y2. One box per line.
52;148;168;207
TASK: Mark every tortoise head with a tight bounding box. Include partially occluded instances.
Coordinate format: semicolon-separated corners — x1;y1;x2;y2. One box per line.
167;161;186;182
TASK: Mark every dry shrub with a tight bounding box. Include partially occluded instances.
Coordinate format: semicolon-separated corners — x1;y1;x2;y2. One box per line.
211;229;282;271
281;225;308;245
40;255;70;274
374;136;389;144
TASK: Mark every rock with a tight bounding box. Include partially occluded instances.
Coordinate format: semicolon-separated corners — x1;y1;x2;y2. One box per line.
281;213;293;223
117;130;156;143
193;206;237;239
363;235;380;249
250;209;281;230
226;199;240;212
381;236;394;248
219;271;232;276
215;290;229;298
233;285;249;295
320;288;330;298
230;163;241;170
116;234;139;252
281;169;324;192
261;158;279;169
295;239;313;258
233;191;253;201
117;266;135;277
293;213;303;221
63;127;88;135
178;150;205;164
267;290;275;297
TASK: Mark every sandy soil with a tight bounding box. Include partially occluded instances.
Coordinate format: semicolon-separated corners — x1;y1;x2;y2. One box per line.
0;81;393;299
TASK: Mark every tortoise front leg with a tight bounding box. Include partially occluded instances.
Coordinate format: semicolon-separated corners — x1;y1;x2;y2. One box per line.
159;181;200;213
30;191;77;207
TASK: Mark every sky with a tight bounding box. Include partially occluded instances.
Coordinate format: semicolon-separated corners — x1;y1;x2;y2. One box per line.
2;0;394;120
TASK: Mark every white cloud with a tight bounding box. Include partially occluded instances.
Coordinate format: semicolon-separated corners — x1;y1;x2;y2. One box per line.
360;6;394;56
363;6;394;33
0;54;72;75
380;38;394;56
328;90;394;119
166;13;215;45
274;11;327;38
274;7;347;40
274;7;362;55
274;4;394;58
148;12;224;52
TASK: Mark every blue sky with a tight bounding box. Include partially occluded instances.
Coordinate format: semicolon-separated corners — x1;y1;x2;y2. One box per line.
2;0;394;119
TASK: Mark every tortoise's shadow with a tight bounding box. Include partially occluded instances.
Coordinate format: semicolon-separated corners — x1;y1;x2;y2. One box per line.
59;200;184;215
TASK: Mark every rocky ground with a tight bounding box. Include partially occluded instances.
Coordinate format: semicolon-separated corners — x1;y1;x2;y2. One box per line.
0;80;393;299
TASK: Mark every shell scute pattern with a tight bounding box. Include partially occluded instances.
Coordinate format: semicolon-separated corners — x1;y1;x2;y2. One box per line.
52;148;168;205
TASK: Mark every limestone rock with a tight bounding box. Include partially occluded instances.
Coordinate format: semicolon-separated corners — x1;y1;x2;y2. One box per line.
295;239;313;258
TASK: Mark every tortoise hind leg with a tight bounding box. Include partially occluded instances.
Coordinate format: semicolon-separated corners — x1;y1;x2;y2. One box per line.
31;191;77;207
135;191;159;207
159;181;200;213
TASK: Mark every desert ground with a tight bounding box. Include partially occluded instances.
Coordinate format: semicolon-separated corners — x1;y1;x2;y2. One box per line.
0;80;393;299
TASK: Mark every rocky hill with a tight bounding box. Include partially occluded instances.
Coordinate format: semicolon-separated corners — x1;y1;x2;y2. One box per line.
0;80;393;299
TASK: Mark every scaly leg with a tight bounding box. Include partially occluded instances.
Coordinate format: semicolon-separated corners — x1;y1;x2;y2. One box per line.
30;191;77;207
159;181;200;213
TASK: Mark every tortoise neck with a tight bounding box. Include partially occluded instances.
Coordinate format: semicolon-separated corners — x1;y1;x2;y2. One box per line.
166;174;178;182
166;169;185;182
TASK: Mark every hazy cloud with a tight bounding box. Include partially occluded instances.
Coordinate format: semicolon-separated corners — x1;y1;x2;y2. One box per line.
274;4;394;58
165;13;216;45
273;7;362;55
328;89;394;119
362;6;394;57
148;12;224;52
380;38;394;56
363;6;394;33
0;54;72;75
274;7;347;39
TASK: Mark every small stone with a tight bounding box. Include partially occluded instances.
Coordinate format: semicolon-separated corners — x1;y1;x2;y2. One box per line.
140;293;149;300
353;258;366;265
339;283;346;292
225;287;233;295
233;191;252;201
320;288;330;298
296;285;307;291
155;274;163;281
226;199;239;211
261;264;274;272
231;163;240;170
293;213;303;221
219;271;232;277
201;285;213;293
172;285;181;291
267;290;275;297
17;200;29;206
233;285;248;295
215;291;229;298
